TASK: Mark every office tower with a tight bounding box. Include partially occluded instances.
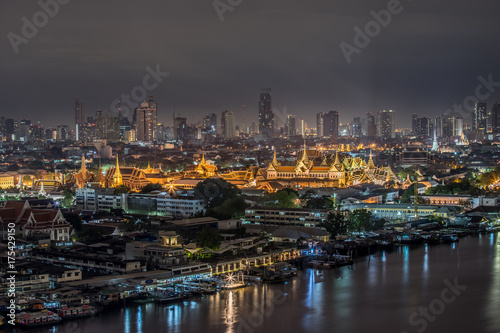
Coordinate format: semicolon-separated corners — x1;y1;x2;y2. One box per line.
352;117;362;137
441;116;463;137
75;98;85;140
284;115;296;137
4;119;14;139
435;116;443;138
96;113;120;141
366;113;376;137
474;102;487;133
57;125;69;140
173;115;187;141
18;119;31;142
377;110;396;139
118;114;131;141
414;116;433;138
316;112;325;137
135;97;157;142
324;111;339;138
221;110;236;139
202;113;217;137
411;114;419;135
491;102;500;135
258;88;274;139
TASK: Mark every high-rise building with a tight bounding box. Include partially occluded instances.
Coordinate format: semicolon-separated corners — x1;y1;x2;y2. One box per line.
18;119;31;142
441;115;463;137
96;113;120;141
377;110;396;139
474;102;487;133
413;116;433;138
75;98;85;140
135;97;157;142
202;113;217;138
284;115;296;137
316;113;325;137
258;88;274;139
221;110;236;139
411;114;419;136
351;117;362;137
324;111;339;138
491;102;500;135
173;116;187;141
366;113;376;137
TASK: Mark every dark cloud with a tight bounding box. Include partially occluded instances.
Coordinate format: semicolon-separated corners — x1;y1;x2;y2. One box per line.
1;0;500;128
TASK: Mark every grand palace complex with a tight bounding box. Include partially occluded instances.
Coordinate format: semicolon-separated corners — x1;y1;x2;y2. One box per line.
72;145;401;192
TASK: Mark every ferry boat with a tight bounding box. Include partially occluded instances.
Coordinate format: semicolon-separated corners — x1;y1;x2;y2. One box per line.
16;311;62;327
57;305;97;319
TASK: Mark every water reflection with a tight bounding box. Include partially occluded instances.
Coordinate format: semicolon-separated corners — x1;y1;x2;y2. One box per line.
136;306;142;333
124;308;130;333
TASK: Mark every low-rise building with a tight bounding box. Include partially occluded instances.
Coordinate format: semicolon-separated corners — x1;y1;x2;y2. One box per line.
343;203;461;221
244;207;333;228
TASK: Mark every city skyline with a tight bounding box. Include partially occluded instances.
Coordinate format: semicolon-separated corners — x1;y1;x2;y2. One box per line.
2;1;500;128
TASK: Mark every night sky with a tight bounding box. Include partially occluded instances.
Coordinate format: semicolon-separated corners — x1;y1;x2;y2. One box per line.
1;0;500;128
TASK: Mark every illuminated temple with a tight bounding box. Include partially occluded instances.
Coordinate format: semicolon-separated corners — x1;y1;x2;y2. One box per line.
264;144;399;188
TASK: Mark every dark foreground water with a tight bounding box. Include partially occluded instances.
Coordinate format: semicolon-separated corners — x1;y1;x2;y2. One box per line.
10;233;500;333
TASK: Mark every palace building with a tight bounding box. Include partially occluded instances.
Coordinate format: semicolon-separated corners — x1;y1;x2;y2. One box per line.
264;143;399;188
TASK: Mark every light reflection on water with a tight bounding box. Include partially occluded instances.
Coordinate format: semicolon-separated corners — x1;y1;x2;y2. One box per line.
48;234;500;333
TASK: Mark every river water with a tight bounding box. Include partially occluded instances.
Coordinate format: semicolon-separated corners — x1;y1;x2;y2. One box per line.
11;233;500;333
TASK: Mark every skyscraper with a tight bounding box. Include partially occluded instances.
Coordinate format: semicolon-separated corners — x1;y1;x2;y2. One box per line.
202;113;217;137
284;115;296;137
221;110;236;139
474;102;487;133
173;116;187;141
75;98;85;141
258;88;274;139
324;111;339;138
135;96;158;142
351;117;362;137
316;112;325;137
491;102;500;135
377;110;396;139
366;113;376;137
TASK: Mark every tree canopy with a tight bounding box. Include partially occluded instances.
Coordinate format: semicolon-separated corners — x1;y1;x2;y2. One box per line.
196;227;222;250
194;178;240;208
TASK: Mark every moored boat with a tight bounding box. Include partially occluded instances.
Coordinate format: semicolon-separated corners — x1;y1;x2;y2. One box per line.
57;305;97;319
16;311;62;327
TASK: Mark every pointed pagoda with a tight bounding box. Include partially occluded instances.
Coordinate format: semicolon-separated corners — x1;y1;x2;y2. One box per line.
113;154;123;186
366;151;376;170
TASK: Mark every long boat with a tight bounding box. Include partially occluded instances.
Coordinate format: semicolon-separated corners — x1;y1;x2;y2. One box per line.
57;305;97;319
16;311;62;327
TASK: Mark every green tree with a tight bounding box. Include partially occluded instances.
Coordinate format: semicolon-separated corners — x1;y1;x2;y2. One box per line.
262;189;298;208
305;197;334;209
194;178;240;208
140;183;163;193
208;196;250;219
350;209;374;232
196;228;222;250
114;184;131;194
63;212;83;232
322;212;351;237
61;188;75;208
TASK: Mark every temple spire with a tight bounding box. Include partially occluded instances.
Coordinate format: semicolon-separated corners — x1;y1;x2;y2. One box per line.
200;149;206;165
367;150;375;169
81;155;87;173
113;154;122;186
